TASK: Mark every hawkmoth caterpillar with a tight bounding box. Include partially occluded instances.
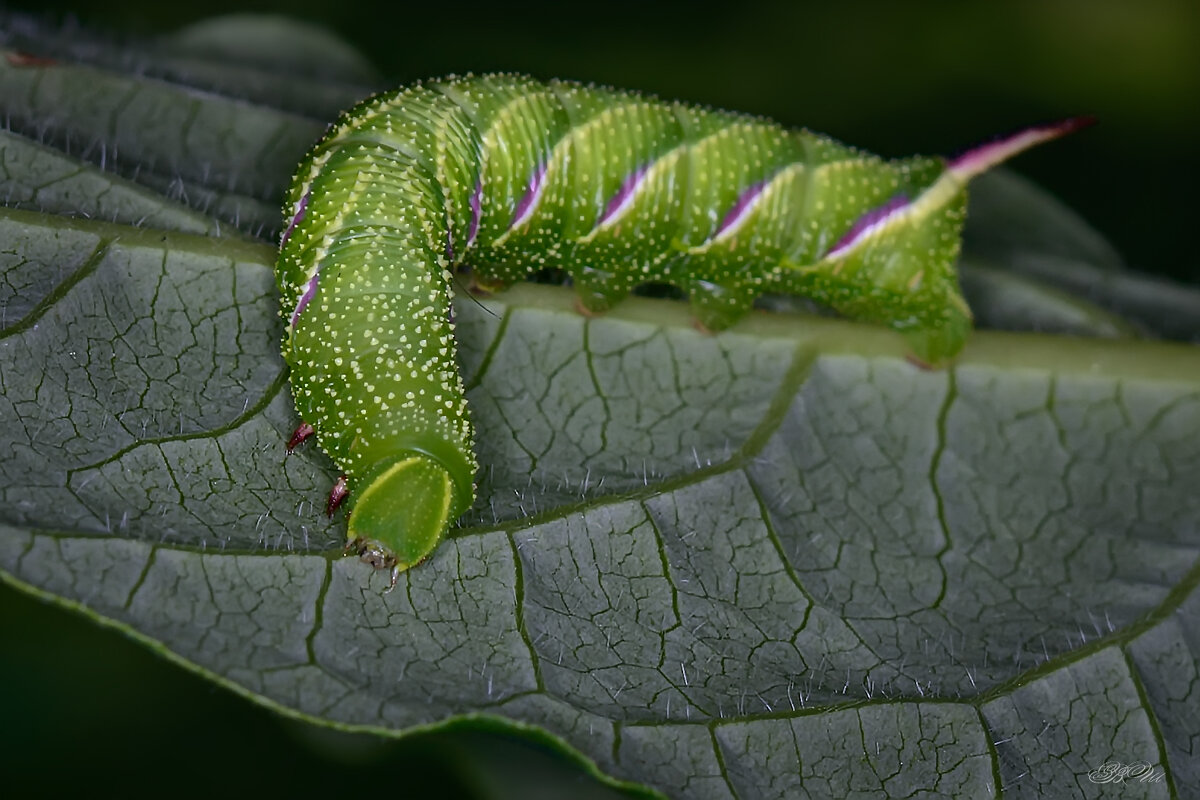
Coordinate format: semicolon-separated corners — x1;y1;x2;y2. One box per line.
275;73;1088;586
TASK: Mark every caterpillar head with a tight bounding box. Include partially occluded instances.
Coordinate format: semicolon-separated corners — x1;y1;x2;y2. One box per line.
352;537;400;591
347;455;456;591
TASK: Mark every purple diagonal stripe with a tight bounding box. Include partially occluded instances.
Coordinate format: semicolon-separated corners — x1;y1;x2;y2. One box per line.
510;162;547;230
596;166;649;228
280;191;310;247
714;180;767;239
289;270;320;329
466;178;483;248
825;193;911;259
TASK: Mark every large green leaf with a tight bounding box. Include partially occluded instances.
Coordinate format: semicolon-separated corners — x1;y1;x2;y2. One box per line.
2;15;1198;800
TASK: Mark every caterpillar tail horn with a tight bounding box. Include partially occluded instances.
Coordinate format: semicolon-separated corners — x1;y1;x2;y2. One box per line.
814;116;1095;367
349;455;456;590
907;116;1095;365
946;116;1096;182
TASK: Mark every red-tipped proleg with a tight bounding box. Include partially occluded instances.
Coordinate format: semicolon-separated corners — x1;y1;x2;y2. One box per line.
325;475;349;517
286;422;315;453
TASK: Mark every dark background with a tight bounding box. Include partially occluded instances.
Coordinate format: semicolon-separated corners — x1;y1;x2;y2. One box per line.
2;0;1196;797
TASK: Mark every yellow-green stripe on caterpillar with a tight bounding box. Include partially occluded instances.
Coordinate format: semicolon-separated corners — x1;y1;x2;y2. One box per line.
275;73;1090;588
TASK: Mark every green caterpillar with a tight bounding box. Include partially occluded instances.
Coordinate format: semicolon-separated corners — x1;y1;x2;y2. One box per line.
275;73;1088;587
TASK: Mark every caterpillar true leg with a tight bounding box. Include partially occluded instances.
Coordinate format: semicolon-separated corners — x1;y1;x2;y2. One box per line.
286;421;315;453
325;475;349;517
